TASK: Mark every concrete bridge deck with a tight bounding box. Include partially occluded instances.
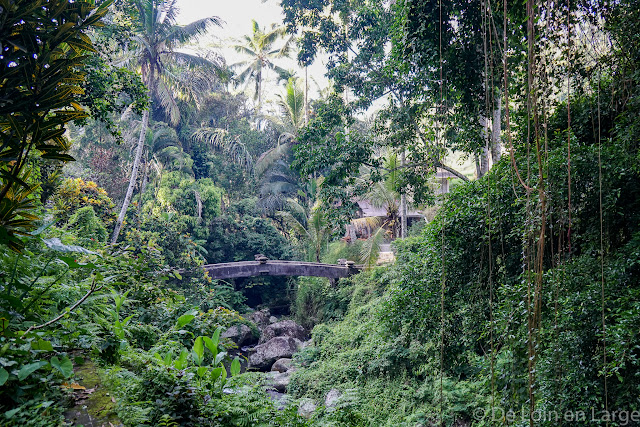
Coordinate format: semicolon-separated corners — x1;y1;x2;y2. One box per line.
203;260;362;280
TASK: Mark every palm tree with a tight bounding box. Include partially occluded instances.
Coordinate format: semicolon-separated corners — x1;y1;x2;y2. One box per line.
277;199;333;263
255;77;306;213
190;127;253;170
356;151;406;239
232;20;292;110
111;0;222;244
271;77;306;144
370;153;405;239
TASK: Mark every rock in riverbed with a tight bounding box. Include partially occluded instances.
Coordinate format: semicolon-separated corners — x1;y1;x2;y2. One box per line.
325;388;341;409
271;358;293;373
298;398;317;418
266;370;292;392
259;320;306;344
248;336;301;370
221;324;256;346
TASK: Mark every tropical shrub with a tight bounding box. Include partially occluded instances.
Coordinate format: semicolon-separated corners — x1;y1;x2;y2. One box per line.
52;178;115;226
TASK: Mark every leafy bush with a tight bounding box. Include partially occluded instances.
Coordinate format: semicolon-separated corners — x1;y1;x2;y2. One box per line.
52;178;115;226
66;205;108;243
288;269;487;426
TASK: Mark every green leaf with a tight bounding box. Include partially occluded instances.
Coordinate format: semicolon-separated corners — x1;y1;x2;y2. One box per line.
218;365;227;387
230;358;241;376
50;356;73;378
43;238;99;255
122;314;135;327
0;294;23;311
202;336;218;359
4;407;20;418
192;336;204;366
173;270;182;280
29;221;55;236
17;361;49;381
58;256;97;270
176;310;197;328
0;367;8;386
214;351;227;366
40;152;76;162
30;339;54;352
197;366;208;378
211;326;222;348
210;367;223;383
175;349;189;370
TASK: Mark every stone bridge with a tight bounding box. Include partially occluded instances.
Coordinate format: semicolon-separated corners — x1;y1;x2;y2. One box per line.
203;258;362;281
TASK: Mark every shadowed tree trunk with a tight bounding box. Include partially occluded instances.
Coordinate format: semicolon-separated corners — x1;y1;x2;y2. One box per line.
400;150;407;238
479;115;490;177
491;96;502;163
111;109;149;244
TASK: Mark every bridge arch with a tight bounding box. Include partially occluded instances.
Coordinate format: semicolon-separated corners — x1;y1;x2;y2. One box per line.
202;260;361;281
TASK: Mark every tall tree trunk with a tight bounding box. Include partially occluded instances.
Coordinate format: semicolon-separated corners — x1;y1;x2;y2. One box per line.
194;188;203;223
111;109;149;244
491;96;502;164
479;115;490;177
257;67;262;113
304;66;309;125
481;146;490;175
136;158;149;226
400;150;407;238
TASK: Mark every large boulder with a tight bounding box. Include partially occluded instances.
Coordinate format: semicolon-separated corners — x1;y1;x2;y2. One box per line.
248;336;301;370
221;324;255;346
266;370;291;392
259;320;306;344
271;358;293;373
298;399;317;418
248;309;270;329
325;388;341;409
266;390;288;410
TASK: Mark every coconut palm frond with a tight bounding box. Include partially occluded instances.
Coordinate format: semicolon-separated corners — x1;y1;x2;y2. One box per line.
258;192;287;214
191;128;253;170
231;20;291;106
351;216;382;231
254;143;290;178
129;0;224;124
150;125;180;152
155;75;181;125
191;127;228;149
360;226;386;268
223;136;254;169
275;77;304;131
166;16;222;46
284;197;308;219
153;145;184;166
276;209;310;240
168;52;223;76
264;169;297;185
275;35;294;58
260;179;298;198
367;180;397;210
262;28;286;47
233;45;257;58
